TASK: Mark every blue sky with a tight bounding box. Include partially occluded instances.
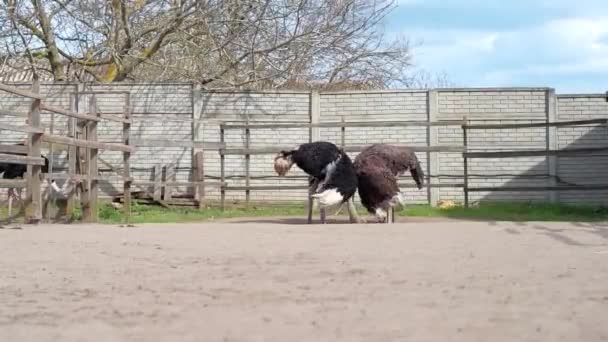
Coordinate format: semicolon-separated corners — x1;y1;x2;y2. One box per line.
386;0;608;93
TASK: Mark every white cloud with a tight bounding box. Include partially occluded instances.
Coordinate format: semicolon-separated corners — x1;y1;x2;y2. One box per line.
400;16;608;92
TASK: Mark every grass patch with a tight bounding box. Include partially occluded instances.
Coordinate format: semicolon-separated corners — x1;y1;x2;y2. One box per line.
98;201;308;224
3;201;607;224
400;202;608;222
94;201;608;224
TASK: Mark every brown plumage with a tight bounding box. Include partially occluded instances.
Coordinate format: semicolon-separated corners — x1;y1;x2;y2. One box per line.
354;144;425;222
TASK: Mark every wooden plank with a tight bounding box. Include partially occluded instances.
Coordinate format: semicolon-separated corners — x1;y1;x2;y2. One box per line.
40;103;100;122
464;147;608;158
220;120;464;130
163;163;176;201
245;127;250;207
0;144;28;154
26;78;43;223
123;99;132;224
0;179;27;188
464;118;608;130
0;123;44;134
0;83;44;99
84;96;99;223
0;153;44;165
134;181;224;187
463;117;469;208
225;183;462;191
221;145;465;155
66;99;77;217
101;115;131;124
467;185;608;192
42;133;134;152
0;108;29;117
153;164;162;201
220;127;226;211
132;138;224;149
194;151;205;209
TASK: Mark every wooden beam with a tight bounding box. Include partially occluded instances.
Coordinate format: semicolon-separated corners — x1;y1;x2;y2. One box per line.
122;99;132;224
0;109;29;117
464;147;608;158
26;78;43;223
0;179;27;188
40;103;101;122
0;153;45;165
132;138;224;149
0;144;28;154
220;145;465;155
101;115;132;124
42;133;135;152
224;183;463;191
0;83;44;99
220;120;464;130
135;181;224;187
467;185;608;192
464;118;608;130
0;123;44;134
194;151;205;209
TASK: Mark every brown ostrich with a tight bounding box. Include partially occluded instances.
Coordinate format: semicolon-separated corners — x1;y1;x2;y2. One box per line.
354;143;425;223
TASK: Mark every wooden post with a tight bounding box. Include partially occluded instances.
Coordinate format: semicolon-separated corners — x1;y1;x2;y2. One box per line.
122;97;132;224
191;84;203;206
84;95;99;222
153;164;162;201
164;163;176;201
194;151;205;209
244;125;250;208
45;109;55;221
66;93;78;217
220;125;226;211
462;116;469;208
340;117;345;148
26;76;42;223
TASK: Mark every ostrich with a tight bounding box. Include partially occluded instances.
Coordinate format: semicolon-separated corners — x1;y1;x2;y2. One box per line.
273;141;360;224
354;143;425;223
0;143;50;215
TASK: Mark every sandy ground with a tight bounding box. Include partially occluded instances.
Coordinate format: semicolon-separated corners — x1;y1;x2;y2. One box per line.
1;219;608;342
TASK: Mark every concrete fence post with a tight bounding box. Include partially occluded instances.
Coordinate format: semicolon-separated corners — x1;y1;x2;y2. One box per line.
310;90;321;142
427;90;439;206
546;88;558;203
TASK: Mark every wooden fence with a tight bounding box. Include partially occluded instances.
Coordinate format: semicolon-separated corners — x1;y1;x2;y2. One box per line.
218;120;467;210
0;81;133;223
462;118;608;207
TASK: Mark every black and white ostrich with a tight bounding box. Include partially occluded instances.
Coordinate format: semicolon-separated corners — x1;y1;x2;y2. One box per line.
0;143;50;215
353;143;425;223
273;141;360;224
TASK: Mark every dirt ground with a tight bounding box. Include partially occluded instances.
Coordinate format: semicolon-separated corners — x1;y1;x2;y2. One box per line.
1;218;608;342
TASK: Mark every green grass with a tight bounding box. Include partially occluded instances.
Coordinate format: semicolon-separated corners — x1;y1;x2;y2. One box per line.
95;201;608;224
400;202;608;222
3;201;608;224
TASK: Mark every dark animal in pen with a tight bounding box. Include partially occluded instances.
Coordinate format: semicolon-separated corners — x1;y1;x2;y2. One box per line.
274;141;360;224
354;143;425;223
0;143;50;215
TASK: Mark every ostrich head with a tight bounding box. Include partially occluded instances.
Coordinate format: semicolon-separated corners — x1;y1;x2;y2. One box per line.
273;151;294;176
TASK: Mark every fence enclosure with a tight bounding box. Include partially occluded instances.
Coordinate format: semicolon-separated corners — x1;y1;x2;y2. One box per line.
1;83;607;220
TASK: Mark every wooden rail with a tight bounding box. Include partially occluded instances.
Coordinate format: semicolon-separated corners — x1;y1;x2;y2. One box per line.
0;82;137;223
462;117;608;207
220;145;465;155
221;120;464;129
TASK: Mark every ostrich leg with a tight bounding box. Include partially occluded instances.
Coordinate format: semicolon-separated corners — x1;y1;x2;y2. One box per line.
7;188;13;216
347;198;361;223
307;178;319;224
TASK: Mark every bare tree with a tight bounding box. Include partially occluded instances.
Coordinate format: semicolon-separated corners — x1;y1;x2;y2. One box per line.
1;0;420;89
